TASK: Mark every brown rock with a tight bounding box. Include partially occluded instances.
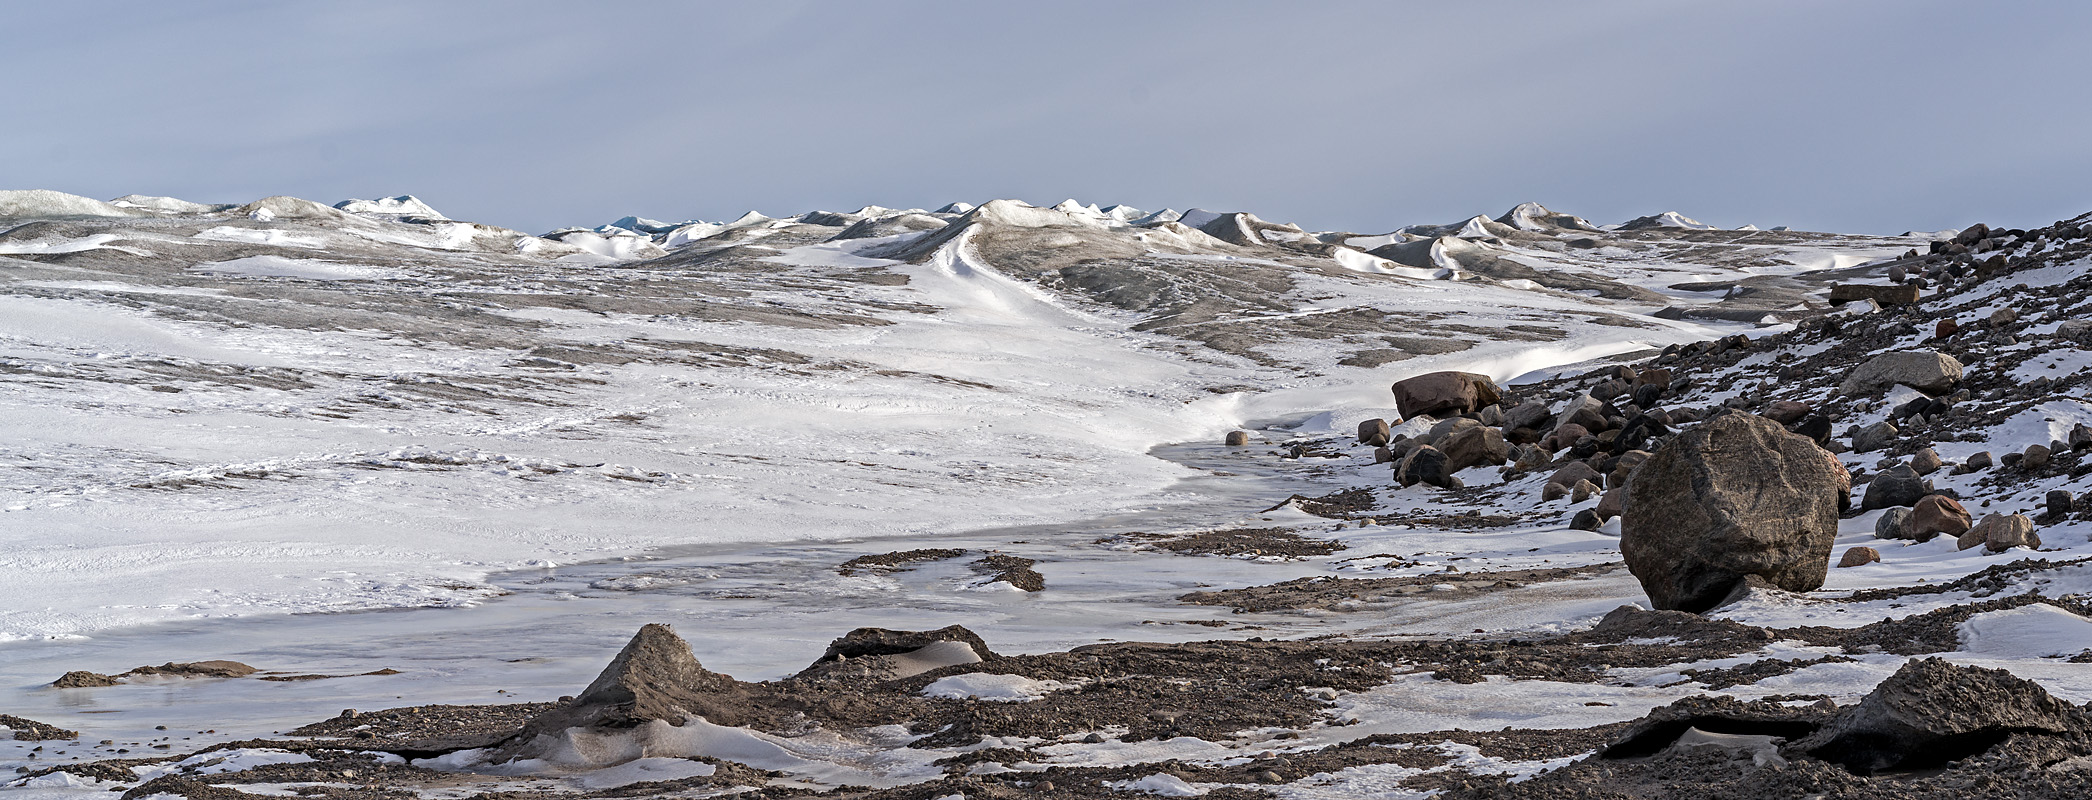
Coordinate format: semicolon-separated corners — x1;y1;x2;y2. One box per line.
1908;495;1971;542
1595;487;1627;521
1570;479;1600;504
1356;418;1391;446
1802;657;2080;774
1933;318;1958;340
493;623;757;764
1837;350;1964;396
1634;367;1672;388
1620;412;1842;612
1963;513;2039;552
1389;371;1502;420
1837;547;1881;567
1439;424;1510;473
1544;422;1592;451
1909;447;1942;476
1762;400;1812;424
2022;444;2051;470
1549;461;1602;489
1541;482;1570;502
52;671;118;688
1224;431;1250;446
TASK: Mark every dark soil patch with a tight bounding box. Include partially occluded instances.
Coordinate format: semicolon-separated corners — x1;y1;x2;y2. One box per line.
970;554;1045;591
1180;562;1622;613
837;548;968;577
1;713;78;741
1099;527;1345;560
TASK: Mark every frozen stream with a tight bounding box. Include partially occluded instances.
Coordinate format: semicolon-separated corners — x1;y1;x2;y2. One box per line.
0;432;1643;775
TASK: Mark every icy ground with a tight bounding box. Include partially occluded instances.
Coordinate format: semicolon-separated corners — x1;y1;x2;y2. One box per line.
2;190;2087;796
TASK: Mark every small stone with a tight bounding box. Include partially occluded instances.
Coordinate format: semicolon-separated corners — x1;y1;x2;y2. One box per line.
1909;447;1943;476
1989;307;2020;326
1838;547;1881;567
1225;431;1250;446
1934;318;1958;339
1257;771;1285;784
1541;482;1570;502
1762;400;1812;424
1082;733;1107;744
1961;451;1994;472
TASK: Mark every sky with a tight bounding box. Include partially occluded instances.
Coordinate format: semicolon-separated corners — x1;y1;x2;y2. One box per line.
7;1;2090;236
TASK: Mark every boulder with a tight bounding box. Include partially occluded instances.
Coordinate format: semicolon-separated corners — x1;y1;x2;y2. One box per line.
1389;371;1501;420
1549;461;1602;489
1541;482;1571;502
1838;351;1964;396
1801;657;2084;774
1793;415;1832;445
1606;449;1653;489
1762;400;1812;424
1874;506;1912;540
1859;464;1927;510
1570;479;1600;504
1356;419;1391;446
1838;547;1881;567
1960;513;2039;552
1852;420;1899;453
1595;487;1627;521
2022;444;2051;470
1397;445;1455;489
2048;490;2077;518
1960;450;1994;473
1620;412;1842;613
1909;447;1943;476
2059;318;2092;344
1224;431;1250;446
1908;495;1971;542
1426;416;1481;445
1543;422;1592;451
2073;422;2092;450
1934;318;1958;340
1569;509;1602;531
1372;445;1394;464
1503;399;1550;432
1439;424;1510;472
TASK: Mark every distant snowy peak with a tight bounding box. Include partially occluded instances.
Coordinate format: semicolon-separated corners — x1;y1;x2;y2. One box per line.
241;196;351;223
0;189;147;219
1495;202;1600;233
934;202;976;215
335;195;447;220
1131;208;1181;226
611;215;690;234
1618;211;1716;231
111;194;236;214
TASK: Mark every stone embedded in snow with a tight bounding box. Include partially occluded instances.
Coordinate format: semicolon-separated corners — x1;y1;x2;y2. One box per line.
1389;371;1502;420
1910;447;1944;475
1838;547;1881;567
1621;411;1841;613
1224;430;1250;446
1838;350;1964;396
1801;657;2085;775
1438;424;1508;472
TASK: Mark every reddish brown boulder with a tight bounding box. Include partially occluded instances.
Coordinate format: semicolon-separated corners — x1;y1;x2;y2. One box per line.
1908;495;1971;542
1389;371;1502;420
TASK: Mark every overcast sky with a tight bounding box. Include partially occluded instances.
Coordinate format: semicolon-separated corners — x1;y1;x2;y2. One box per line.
9;1;2088;235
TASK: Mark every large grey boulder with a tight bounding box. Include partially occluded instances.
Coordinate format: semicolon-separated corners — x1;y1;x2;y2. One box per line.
1802;657;2085;774
1620;411;1842;613
1838;350;1964;396
1389;371;1501;420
